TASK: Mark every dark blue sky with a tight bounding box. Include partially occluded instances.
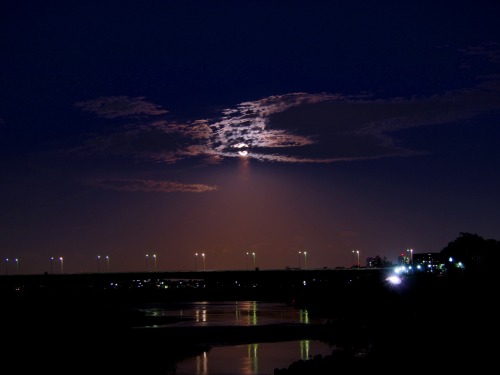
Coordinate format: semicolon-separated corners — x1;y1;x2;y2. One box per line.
1;0;500;274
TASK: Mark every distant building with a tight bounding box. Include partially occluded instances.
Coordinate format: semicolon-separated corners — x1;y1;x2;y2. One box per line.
412;252;443;273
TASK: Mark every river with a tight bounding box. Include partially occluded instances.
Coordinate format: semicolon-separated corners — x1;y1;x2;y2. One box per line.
135;300;335;374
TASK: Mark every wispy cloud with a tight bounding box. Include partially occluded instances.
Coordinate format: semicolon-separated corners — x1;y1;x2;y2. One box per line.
459;42;500;63
74;81;500;167
90;178;219;193
75;96;168;118
72;49;500;175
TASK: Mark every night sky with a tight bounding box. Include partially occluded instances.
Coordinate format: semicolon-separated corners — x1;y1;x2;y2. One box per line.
2;0;500;275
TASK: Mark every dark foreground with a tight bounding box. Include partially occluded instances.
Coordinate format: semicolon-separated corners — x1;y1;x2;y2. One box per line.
2;270;497;374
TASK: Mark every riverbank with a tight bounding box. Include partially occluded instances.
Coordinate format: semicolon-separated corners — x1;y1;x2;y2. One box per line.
2;271;496;373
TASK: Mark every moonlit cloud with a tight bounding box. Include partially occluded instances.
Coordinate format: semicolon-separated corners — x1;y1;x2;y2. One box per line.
75;96;168;118
90;178;219;193
74;81;500;169
71;65;500;194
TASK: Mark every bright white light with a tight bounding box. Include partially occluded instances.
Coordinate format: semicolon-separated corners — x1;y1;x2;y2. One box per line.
386;275;402;285
233;142;249;156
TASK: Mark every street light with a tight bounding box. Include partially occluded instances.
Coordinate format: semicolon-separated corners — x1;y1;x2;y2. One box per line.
303;251;307;270
356;250;360;268
59;257;64;274
252;252;256;270
145;254;149;272
406;248;413;265
245;252;250;270
153;254;157;272
202;253;206;271
97;255;101;273
15;258;19;274
50;257;54;274
4;258;8;275
298;251;302;269
195;253;198;271
105;255;110;272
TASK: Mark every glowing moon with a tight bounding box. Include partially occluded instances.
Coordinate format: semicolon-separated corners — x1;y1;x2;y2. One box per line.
234;142;249;156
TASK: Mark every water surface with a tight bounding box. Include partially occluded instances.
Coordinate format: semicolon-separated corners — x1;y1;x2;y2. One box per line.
175;339;334;375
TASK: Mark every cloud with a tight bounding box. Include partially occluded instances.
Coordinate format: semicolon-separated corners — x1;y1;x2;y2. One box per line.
74;96;168;118
74;79;500;168
90;178;219;193
459;42;500;64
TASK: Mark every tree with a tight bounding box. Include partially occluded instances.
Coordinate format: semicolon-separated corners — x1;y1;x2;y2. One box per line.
440;232;500;274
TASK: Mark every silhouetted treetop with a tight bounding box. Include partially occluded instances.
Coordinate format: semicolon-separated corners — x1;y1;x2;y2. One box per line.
440;232;500;272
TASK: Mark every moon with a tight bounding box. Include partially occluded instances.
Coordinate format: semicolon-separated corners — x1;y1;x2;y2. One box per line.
234;142;249;157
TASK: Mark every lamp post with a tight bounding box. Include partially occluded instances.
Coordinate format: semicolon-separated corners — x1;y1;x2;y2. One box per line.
50;257;54;274
356;250;360;268
4;258;8;275
298;251;302;269
59;257;64;274
153;254;157;272
15;258;19;274
245;252;249;270
97;255;101;273
202;253;206;271
145;254;149;272
195;253;198;271
252;252;256;270
303;251;307;270
105;255;110;272
405;249;414;265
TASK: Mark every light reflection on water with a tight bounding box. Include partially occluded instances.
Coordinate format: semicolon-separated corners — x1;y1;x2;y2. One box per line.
175;340;334;375
136;301;332;374
139;300;324;327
